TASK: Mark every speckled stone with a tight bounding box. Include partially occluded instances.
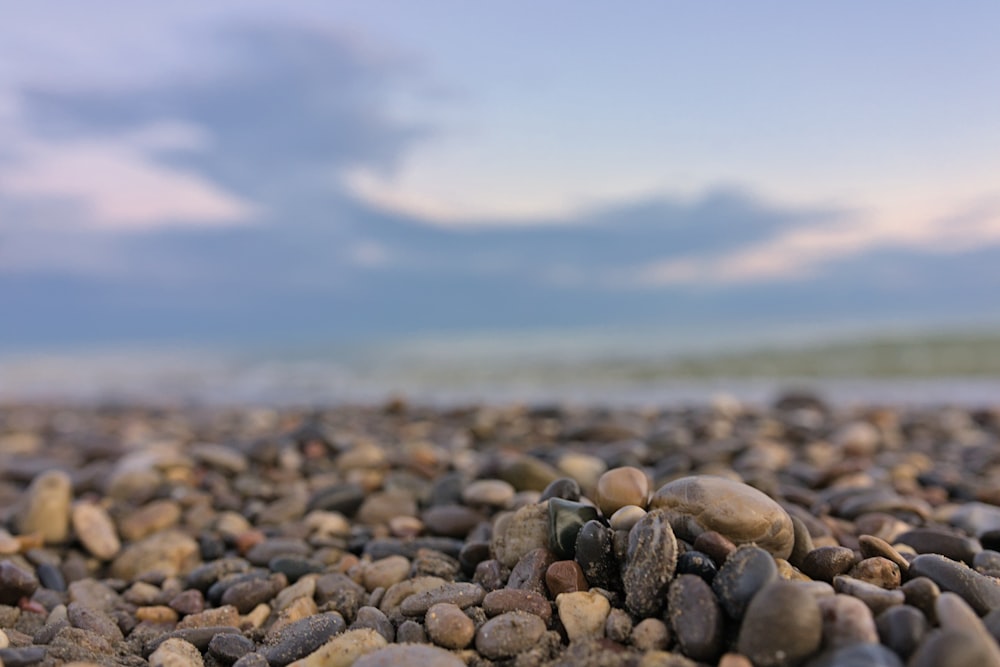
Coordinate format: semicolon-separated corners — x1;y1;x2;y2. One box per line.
908;553;1000;614
631;618;670;651
849;557;901;589
623;508;678;617
491;503;551;568
475;611;547;659
556;590;610;642
351;643;464;667
652;475;794;559
668;574;723;663
285;629;388;667
149;638;205;667
574;520;617;592
424;602;474;649
737;581;822;667
712;545;778;620
261;613;346;666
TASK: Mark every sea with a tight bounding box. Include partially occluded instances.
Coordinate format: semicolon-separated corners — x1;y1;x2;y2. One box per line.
3;326;1000;408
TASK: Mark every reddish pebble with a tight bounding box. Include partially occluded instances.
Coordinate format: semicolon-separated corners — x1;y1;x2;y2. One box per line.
546;560;589;596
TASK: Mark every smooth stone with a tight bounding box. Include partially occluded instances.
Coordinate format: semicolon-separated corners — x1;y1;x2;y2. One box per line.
935;592;1000;662
693;530;737;566
631;618;670;651
188;443;248;474
0;646;48;667
261;613;346;666
399;582;485;616
548;498;599;559
832;576;904;615
349;606;394;643
233;654;269;667
425;602;474;649
35;562;65;592
0;561;39;605
848;557;901;589
900;577;940;624
908;628;1000;667
895;528;981;564
18;470;72;544
859;535;909;574
546;560;589;596
472;560;505;592
482;589;552;623
458;541;491;574
285;629;387;667
463;479;516;507
67;602;124;644
475;611;547;659
737;581;822;667
507;547;557;596
574;520;618;592
356;490;417;526
245;538;310;566
875;605;928;660
71;503;121;560
806;643;903;667
668;574;723;663
221;573;287;614
712;545;778;620
609;505;647;532
208;633;256;664
676;550;718;583
556;453;606;492
492;503;551;568
420;505;484;538
499;457;561;493
816;594;878;648
789;515;815;567
623;508;678;617
595;467;650;517
111;530;200;580
149;638;205;667
556;590;610;642
377;576;445;620
119;500;183;542
652;475;795;559
908;553;1000;614
146;627;243;655
948;502;1000;538
307;483;366;516
352;643;463;667
800;546;857;582
361;556;411;592
539;477;582;503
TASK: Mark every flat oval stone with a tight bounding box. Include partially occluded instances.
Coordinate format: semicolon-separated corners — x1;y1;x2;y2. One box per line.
651;475;794;559
261;613;345;666
574;520;617;592
807;643;903;667
548;498;600;560
832;576;904;616
895;528;981;565
909;553;1000;614
425;602;475;649
737;581;822;667
875;604;928;660
399;582;485;616
668;574;723;663
712;545;778;620
623;508;678;617
801;546;857;582
208;633;256;664
482;589;552;623
71;502;121;560
475;611;546;660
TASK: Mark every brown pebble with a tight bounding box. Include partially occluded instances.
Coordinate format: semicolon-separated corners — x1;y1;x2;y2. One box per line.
596;467;650;517
545;560;589;597
425;602;475;649
858;534;910;573
849;557;901;589
136;605;181;624
693;531;737;567
482;589;552;623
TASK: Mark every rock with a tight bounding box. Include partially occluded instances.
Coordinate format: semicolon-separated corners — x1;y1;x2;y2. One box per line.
361;556;411;592
875;604;927;660
482;589;552;623
421;505;484;538
609;505;647;532
119;500;182;542
399;582;485;616
284;629;387;667
895;528;981;565
832;576;904;616
111;530;200;580
949;502;1000;538
816;594;878;648
424;602;475;649
623;508;678;617
261;613;346;666
668;574;723;663
676;550;717;583
492;503;551;568
858;535;909;574
463;479;516;508
0;561;38;605
651;475;794;558
574;520;618;592
556;590;610;642
631;618;670;651
149;638;205;667
800;546;856;582
849;557;901;589
507;547;557;596
475;611;547;659
352;643;464;667
908;553;1000;614
349;606;394;643
737;581;822;667
18;470;72;543
545;560;589;596
712;545;778;620
807;643;903;667
207;633;256;664
548;499;599;559
499;457;561;492
71;503;121;560
221;573;287;614
539;477;583;503
595;467;650;517
67;602;124;644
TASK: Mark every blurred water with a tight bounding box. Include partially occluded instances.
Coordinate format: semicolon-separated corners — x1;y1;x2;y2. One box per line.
2;329;1000;407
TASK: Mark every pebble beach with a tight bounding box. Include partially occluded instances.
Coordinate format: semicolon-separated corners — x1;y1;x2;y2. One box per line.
3;394;1000;667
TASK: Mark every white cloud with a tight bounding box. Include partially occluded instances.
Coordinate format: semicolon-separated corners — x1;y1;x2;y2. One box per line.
631;198;1000;287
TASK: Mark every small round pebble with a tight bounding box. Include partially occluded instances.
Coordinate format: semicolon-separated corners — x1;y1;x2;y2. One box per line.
737;581;822;667
595;467;650;517
475;611;546;659
425;602;475;649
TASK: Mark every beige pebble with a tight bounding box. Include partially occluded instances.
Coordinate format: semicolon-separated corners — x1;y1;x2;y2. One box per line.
18;470;72;544
557;453;607;491
556;590;611;642
242;602;272;629
362;555;411;592
119;500;182;542
149;638;204;667
425;602;475;649
609;505;647;531
110;530;199;580
135;606;179;623
491;502;550;568
357;490;418;526
631;617;670;651
0;628;8;648
287;628;388;667
303;511;351;538
596;467;650;517
463;479;516;507
72;502;121;560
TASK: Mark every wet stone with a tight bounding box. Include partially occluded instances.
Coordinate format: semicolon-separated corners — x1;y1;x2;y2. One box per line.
875;604;928;660
712;545;778;620
545;560;589;596
574;520;618;592
736;581;822;667
548;498;600;559
652;475;795;559
622;508;678;617
908;552;1000;614
668;574;723;663
676;550;717;583
475;611;547;659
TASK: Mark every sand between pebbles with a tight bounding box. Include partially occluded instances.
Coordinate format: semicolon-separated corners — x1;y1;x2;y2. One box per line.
2;395;1000;666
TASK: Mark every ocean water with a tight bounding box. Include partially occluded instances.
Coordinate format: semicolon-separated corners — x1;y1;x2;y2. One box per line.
2;328;1000;408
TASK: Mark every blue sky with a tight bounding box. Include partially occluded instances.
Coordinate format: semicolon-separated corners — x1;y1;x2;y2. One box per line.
2;2;999;348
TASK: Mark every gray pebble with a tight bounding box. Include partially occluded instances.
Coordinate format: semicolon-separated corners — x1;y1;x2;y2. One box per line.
875;605;928;660
816;594;878;648
908;553;1000;614
712;544;778;620
399;582;485;616
208;632;256;664
67;601;124;644
350;606;395;643
806;643;903;667
396;619;427;643
737;581;821;667
667;574;722;663
261;612;345;666
895;528;981;564
475;611;546;659
832;575;904;616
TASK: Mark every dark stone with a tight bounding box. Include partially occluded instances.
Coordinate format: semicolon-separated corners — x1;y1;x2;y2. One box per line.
400;582;485;615
220;573;287;614
36;562;66;592
507;548;556;596
421;505;485;538
895;528;981;565
233;652;269;667
482;588;552;623
667;574;723;663
396;619;427;643
186;558;251;591
268;556;324;582
307;483;366;515
712;545;778;620
245;538;310;567
800;546;857;582
875;605;928;661
199;532;227;561
0;561;39;605
908;628;1000;667
458;541;491;575
623;508;678;617
208;632;256;664
314;572;366;622
901;576;940;624
145;626;243;656
574;520;618;591
548;498;600;559
676;550;718;583
539;478;582;502
737;581;822;667
0;646;48;667
473;559;507;592
350;606;395;642
909;553;1000;614
807;643;904;667
693;531;737;567
261;612;346;666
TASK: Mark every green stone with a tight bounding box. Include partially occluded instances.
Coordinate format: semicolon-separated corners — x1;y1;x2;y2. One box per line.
548;498;600;559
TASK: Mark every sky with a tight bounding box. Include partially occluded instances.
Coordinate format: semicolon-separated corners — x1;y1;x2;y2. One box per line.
1;1;999;350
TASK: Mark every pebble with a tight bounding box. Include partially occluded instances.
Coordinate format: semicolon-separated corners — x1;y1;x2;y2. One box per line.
399;582;485;615
285;628;387;667
463;479;516;508
119;499;182;542
539;477;582;503
832;576;905;615
507;547;556;596
875;604;928;660
111;530;200;580
261;613;346;666
420;505;484;538
817;594;878;648
908;552;1000;614
350;606;394;643
361;556;411;592
807;643;904;667
207;632;256;664
609;505;646;531
595;467;650;517
18;470;73;544
622;508;678;617
491;503;551;568
652;475;795;558
71;502;121;560
895;528;981;564
482;588;552;623
574;520;617;591
800;546;857;582
545;560;588;596
736;581;822;667
548;498;599;559
424;602;474;649
0;561;38;605
556;590;610;642
676;550;717;583
667;574;723;663
631;618;670;651
149;638;205;667
849;557;901;589
475;611;547;659
352;643;464;667
712;545;778;620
